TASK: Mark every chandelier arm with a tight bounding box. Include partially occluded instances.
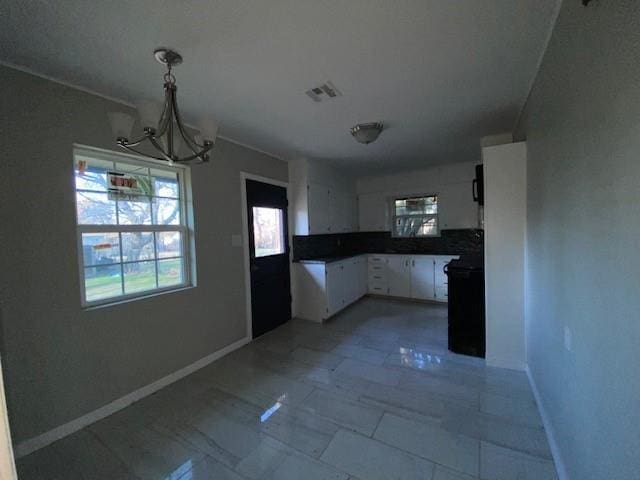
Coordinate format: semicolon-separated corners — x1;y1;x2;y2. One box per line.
118;134;149;148
147;136;175;163
155;85;174;139
170;91;206;154
173;143;213;164
118;144;168;162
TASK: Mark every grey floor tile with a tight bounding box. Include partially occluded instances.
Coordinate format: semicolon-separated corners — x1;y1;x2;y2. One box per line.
335;358;401;386
331;344;389;365
374;412;479;477
321;429;434;480
15;298;556;480
303;389;384;436
480;442;558;480
291;347;346;369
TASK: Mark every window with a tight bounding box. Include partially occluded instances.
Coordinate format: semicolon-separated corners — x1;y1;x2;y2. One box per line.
74;147;191;306
392;195;438;237
252;207;285;257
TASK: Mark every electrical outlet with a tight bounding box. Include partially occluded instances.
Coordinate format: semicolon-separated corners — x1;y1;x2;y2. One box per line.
564;326;572;352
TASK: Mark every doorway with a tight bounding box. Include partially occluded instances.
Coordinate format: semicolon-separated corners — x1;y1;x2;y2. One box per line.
243;177;291;338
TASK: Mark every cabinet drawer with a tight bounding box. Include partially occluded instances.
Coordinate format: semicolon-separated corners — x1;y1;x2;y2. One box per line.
368;263;386;274
368;256;387;264
368;272;386;283
368;282;388;294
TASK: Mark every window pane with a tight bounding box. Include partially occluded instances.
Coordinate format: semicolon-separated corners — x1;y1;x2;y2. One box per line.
75;158;112;192
394;196;437;216
394;215;437;237
117;195;152;225
123;261;157;294
153;197;180;225
158;258;184;288
82;233;121;266
156;231;183;258
252;207;285;257
84;264;122;302
121;232;155;262
418;217;438;236
76;191;117;225
152;169;179;198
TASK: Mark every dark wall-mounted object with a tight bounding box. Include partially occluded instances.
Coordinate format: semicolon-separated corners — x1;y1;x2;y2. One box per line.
473;164;484;206
582;0;592;5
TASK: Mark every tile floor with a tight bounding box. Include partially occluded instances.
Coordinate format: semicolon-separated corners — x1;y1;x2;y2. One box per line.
16;298;558;480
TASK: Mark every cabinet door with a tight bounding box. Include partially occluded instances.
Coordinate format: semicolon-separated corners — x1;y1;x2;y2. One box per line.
343;260;358;305
410;256;435;300
308;183;330;234
387;256;411;298
326;263;345;316
358;257;368;297
358;193;389;232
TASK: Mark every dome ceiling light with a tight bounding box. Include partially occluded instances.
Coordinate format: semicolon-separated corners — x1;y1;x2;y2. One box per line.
350;122;384;145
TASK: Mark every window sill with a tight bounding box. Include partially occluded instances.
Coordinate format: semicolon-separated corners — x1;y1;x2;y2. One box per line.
82;284;195;311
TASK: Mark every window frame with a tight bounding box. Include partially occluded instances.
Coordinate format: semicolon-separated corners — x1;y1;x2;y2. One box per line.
391;194;439;238
73;145;193;308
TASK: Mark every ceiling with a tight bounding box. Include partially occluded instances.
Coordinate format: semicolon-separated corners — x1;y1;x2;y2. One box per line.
0;0;559;172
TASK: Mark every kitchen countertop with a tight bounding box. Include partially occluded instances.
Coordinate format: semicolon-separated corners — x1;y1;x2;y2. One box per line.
294;252;459;264
295;255;364;264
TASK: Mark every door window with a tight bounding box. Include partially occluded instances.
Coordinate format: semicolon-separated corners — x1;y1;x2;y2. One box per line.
252;207;285;257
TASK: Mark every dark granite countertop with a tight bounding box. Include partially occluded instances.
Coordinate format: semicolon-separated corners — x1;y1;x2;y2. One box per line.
294;254;364;264
294;252;460;264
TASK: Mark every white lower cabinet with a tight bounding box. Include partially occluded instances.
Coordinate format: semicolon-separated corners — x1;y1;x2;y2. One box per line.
294;254;458;322
326;262;345;317
366;254;458;303
387;256;412;297
410;256;436;301
294;255;368;322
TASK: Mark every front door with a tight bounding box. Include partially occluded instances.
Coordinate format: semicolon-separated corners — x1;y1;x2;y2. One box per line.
245;179;291;338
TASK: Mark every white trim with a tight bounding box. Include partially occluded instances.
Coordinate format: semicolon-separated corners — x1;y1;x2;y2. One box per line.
239;172;291;341
14;336;250;458
73;145;193;308
0;358;17;479
0;62;286;162
526;366;569;480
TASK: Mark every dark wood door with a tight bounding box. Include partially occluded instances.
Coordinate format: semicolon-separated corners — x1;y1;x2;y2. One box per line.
245;179;291;338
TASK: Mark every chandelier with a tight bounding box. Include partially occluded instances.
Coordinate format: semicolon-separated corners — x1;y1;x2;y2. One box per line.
108;48;216;164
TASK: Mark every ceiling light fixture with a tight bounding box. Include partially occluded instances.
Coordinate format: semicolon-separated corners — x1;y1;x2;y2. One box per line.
108;48;216;164
350;122;384;145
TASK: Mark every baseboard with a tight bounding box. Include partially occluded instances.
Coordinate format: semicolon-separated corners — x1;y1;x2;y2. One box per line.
526;366;569;480
486;354;527;372
14;336;251;458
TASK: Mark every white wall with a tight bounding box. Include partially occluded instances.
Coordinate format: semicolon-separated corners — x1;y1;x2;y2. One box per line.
483;142;527;371
515;2;640;478
356;162;478;231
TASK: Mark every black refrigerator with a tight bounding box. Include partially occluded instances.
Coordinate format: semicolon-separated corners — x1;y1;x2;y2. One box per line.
445;255;486;358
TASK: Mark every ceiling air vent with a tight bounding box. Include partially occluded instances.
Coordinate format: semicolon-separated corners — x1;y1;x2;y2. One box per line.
305;81;342;103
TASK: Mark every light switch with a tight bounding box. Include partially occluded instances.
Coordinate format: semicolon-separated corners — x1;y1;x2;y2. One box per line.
231;234;242;247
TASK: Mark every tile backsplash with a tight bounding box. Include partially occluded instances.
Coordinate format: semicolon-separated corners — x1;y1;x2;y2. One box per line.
292;229;483;261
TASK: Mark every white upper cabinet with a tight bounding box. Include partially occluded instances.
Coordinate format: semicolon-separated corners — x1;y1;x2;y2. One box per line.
290;158;358;236
358;193;389;232
308;183;331;234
